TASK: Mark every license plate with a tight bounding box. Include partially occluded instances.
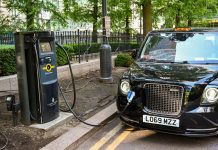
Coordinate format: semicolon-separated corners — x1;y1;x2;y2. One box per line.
143;115;180;127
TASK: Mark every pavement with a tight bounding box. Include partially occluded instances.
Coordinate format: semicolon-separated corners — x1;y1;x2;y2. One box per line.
41;102;117;150
30;112;73;131
0;56;122;149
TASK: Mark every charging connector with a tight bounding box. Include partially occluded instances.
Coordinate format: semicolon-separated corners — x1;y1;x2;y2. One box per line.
5;95;20;126
120;91;135;115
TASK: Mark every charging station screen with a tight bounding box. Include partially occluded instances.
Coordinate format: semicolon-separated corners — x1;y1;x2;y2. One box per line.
40;42;52;53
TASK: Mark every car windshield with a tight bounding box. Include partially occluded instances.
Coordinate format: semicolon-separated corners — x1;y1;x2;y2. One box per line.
138;32;218;64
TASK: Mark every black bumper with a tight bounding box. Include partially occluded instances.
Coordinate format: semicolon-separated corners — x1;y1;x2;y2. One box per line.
119;110;218;137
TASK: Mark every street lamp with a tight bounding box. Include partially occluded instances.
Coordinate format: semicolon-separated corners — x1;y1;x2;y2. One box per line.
100;0;112;82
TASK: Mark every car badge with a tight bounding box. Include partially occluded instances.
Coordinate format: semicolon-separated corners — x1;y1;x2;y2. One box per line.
160;76;170;80
162;65;169;69
170;89;180;92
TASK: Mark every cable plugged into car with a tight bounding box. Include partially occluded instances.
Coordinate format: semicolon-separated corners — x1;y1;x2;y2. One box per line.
122;90;136;113
119;79;136;114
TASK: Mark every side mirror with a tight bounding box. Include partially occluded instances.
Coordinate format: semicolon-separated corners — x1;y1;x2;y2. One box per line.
131;49;138;59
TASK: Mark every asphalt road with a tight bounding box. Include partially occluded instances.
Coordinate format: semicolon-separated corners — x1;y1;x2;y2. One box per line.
76;117;218;150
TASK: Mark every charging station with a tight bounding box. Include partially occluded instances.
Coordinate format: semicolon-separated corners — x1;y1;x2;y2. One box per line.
15;31;59;125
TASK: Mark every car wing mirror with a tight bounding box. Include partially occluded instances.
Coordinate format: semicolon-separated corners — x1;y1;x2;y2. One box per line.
131;49;138;59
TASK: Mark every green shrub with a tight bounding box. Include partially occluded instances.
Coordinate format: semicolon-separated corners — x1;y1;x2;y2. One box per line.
68;42;140;54
0;46;16;76
130;43;140;50
0;44;75;76
66;43;101;54
56;45;75;66
109;42;140;52
115;53;134;67
88;43;101;53
0;42;139;76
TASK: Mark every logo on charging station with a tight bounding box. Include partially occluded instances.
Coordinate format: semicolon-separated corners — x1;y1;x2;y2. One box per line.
43;64;55;72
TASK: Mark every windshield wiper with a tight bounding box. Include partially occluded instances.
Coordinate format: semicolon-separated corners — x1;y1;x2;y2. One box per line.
138;58;189;64
173;61;189;64
154;60;189;64
155;60;174;63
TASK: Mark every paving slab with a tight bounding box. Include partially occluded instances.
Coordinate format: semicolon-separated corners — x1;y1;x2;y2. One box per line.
41;102;117;150
30;112;73;131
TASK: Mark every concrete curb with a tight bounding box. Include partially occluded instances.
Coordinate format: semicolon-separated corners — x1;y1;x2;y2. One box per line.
41;102;117;150
0;56;116;93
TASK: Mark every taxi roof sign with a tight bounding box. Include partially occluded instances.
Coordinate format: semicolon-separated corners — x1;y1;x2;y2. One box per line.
175;27;192;31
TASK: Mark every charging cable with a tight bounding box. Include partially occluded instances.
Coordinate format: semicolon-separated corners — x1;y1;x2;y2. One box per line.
58;84;100;127
119;91;135;115
56;42;137;127
55;42;76;111
0;131;8;150
56;43;100;127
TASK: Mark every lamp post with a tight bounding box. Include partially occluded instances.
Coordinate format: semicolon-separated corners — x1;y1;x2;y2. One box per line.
102;0;107;44
100;0;112;82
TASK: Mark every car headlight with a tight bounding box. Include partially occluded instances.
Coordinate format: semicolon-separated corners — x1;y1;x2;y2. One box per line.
203;88;218;103
120;80;130;95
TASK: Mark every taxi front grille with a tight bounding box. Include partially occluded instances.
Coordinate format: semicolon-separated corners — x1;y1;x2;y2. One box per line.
144;83;184;115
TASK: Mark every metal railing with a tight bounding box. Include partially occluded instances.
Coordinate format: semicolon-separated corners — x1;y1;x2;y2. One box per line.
0;30;144;63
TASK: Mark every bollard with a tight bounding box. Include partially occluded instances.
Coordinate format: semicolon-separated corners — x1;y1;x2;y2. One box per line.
100;44;112;82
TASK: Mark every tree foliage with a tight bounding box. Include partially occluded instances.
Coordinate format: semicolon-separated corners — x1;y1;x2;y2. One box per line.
3;0;67;30
65;0;101;42
1;0;218;34
0;14;24;33
108;0;132;34
153;0;218;28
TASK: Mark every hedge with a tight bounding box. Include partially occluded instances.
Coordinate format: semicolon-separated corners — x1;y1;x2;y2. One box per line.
56;45;75;66
0;45;16;76
0;42;140;76
115;53;134;67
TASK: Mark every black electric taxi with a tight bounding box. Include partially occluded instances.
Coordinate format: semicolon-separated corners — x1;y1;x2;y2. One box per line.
116;28;218;136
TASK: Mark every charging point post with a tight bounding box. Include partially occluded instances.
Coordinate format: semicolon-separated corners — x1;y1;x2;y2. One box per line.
15;31;59;125
100;0;113;83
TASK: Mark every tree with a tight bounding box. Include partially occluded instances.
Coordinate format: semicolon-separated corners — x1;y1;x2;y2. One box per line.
0;12;26;33
0;15;16;33
153;0;218;28
142;0;152;36
108;0;133;35
3;0;67;30
133;0;152;36
182;0;218;27
65;0;101;42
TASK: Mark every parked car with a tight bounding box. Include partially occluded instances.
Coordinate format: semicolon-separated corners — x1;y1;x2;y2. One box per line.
117;28;218;137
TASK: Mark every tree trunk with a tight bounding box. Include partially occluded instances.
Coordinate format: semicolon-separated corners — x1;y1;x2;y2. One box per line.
26;10;35;30
125;15;130;45
125;15;130;36
188;17;192;27
142;0;152;37
25;0;36;30
140;5;142;35
92;1;98;43
175;9;180;27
